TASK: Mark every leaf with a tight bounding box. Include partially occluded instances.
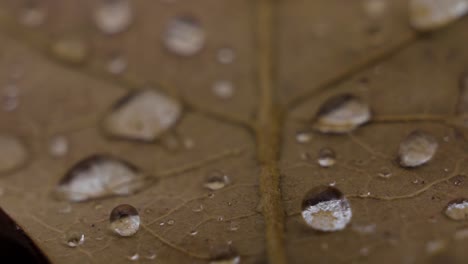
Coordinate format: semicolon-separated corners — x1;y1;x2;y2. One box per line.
0;0;467;263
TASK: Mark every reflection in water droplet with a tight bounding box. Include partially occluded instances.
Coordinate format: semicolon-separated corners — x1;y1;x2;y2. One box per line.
212;80;234;100
313;94;371;133
445;199;468;220
217;48;235;64
49;135;69;158
107;54;127;75
301;186;352;231
167;219;175;225
19;2;46;27
189;229;198;236
94;0;132;35
110;204;140;237
55;155;148;202
398;130;438;168
64;230;85;248
127;253;139;261
103;89;181;142
163;16;205;56
0;134;28;173
317;148;336;168
210;255;241;264
409;0;468;31
204;171;230;191
295;131;312;144
51;37;89;64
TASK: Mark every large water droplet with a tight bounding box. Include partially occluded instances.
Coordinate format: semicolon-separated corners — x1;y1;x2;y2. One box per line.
409;0;468;31
64;230;85;248
94;0;132;35
313;94;371;133
204;170;230;191
445;199;468;220
51;37;89;64
317;148;336;168
301;186;352;231
55;155;148;202
0;134;27;173
163;16;205;56
109;204;140;237
212;80;234;100
49;135;69;158
398;130;438;168
103;89;182;142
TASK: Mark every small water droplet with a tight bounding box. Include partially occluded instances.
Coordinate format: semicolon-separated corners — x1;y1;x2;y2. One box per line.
207;193;215;199
64;230;85;248
212;80;234;100
192;204;204;212
301;186;352;231
103;89;182;142
163;16;205;56
58;204;72;214
317;148;336;168
19;2;46;27
127;253;139;261
106;54;127;75
0;134;28;173
445;199;468;220
55;155;148;202
49;135;69;158
109;204;140;237
313;94;371;133
217;48;236;64
210;255;241;264
189;229;198;236
409;0;468;31
295;131;312;144
94;0;133;35
167;219;175;225
145;251;156;260
217;216;224;222
183;138;195;149
300;152;310;161
51;37;89;64
352;223;377;234
377;167;392;179
228;221;239;231
398;130;438;168
204;171;230;191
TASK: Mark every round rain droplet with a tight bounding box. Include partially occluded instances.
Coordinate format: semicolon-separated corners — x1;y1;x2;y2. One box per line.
64;230;85;248
313;94;371;133
103;89;181;142
109;204;140;237
317;148;336;168
409;0;468;31
51;37;89;64
398;130;438;168
445;199;468;220
94;0;133;35
163;16;205;56
49;135;69;158
204;171;230;191
301;186;352;231
212;80;234;99
0;134;28;173
55;155;148;202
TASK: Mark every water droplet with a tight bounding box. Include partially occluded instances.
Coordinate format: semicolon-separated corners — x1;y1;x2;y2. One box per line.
145;251;156;260
398;130;438;168
295;131;312;144
364;0;387;18
106;54;127;75
204;171;230;191
377;167;392;178
51;37;89;64
49;135;69;158
55;155;148;202
103;89;181;142
313;94;371;133
167;219;175;225
210;255;241;264
301;186;352;231
207;193;215;199
426;239;447;255
217;48;235;64
189;229;198;236
64;230;85;248
19;2;46;27
163;16;205;56
183;137;195;149
109;204;140;237
0;134;28;173
94;0;132;35
217;216;224;222
352;223;377;234
127;253;139;261
317;148;336;168
409;0;468;31
212;80;234;100
192;204;204;212
58;204;72;214
228;221;239;231
445;199;468;220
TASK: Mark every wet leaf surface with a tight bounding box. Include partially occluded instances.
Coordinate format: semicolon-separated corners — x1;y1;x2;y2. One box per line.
0;0;467;263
